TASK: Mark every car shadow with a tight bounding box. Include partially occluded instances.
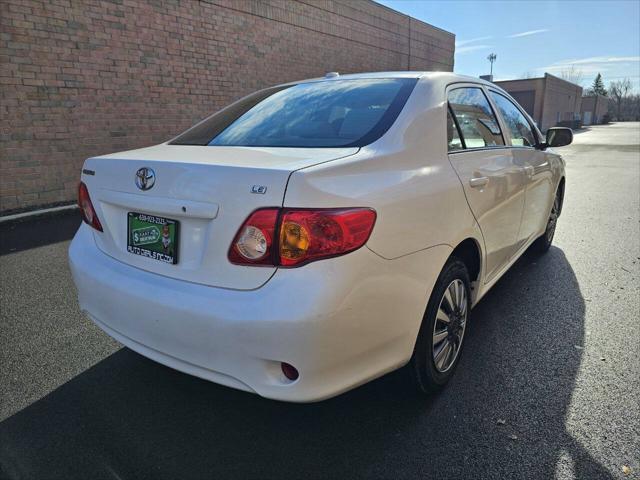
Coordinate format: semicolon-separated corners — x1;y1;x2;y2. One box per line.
0;247;612;479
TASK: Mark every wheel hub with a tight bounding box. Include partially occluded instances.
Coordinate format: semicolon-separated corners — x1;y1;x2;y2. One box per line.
448;312;462;336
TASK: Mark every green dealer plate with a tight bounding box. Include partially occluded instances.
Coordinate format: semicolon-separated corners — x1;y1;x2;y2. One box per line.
127;212;179;264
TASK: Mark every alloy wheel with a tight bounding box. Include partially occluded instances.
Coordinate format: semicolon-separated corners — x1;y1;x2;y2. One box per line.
432;279;468;373
546;195;560;241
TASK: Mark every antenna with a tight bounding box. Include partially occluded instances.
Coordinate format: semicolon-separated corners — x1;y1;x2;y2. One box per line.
487;54;497;76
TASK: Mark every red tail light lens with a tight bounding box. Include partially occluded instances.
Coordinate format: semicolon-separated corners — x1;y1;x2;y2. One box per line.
228;208;279;265
278;208;376;267
229;207;376;267
78;182;103;232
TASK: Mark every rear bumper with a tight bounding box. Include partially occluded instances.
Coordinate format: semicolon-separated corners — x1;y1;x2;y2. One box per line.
69;224;450;402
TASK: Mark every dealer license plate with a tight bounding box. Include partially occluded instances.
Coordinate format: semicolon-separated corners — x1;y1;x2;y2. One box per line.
126;212;179;264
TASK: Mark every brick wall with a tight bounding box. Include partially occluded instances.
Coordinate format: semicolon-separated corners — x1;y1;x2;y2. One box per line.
0;0;454;214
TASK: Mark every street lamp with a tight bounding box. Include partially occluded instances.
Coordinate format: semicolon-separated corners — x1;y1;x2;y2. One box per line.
487;53;497;76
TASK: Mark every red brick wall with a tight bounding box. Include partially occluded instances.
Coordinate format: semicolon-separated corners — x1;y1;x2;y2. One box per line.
0;0;454;214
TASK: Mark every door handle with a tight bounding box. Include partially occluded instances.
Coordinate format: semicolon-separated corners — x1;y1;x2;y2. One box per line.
469;176;489;188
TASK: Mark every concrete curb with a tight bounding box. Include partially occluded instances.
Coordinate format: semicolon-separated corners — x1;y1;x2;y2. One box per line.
0;204;78;224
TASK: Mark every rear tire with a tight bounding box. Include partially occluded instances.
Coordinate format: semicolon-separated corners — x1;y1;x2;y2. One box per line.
531;188;561;254
410;257;471;395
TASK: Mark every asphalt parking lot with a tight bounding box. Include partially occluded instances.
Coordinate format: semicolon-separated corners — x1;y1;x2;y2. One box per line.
1;123;639;479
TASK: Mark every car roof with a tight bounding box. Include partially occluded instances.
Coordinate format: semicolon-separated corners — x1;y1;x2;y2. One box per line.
273;71;537;134
280;71;495;88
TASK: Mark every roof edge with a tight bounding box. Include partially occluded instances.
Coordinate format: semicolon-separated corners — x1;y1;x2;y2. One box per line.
495;72;584;89
494;76;545;83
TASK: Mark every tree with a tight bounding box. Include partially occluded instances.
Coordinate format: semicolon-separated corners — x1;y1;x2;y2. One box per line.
609;78;633;120
559;65;583;85
618;92;640;121
591;73;607;96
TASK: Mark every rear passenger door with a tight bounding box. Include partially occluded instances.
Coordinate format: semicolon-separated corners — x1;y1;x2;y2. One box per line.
447;85;527;282
488;90;554;245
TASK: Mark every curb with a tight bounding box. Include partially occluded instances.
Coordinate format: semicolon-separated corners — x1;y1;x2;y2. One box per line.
0;204;78;224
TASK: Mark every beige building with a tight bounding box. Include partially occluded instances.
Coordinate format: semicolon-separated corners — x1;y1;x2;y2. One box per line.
494;73;583;131
581;95;609;125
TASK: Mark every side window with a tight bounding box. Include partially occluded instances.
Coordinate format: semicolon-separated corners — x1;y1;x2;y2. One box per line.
447;108;463;151
489;92;536;147
448;88;504;149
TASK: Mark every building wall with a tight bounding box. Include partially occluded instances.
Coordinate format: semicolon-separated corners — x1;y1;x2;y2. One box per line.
492;77;545;127
581;95;608;125
495;74;583;131
0;0;454;214
540;74;583;130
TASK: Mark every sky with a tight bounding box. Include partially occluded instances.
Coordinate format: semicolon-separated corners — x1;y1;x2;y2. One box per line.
378;0;640;92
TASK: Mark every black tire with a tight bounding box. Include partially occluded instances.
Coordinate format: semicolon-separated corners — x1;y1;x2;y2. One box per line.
530;187;562;254
410;257;471;395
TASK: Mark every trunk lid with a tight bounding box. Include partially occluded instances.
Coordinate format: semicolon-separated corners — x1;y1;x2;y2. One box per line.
82;144;358;290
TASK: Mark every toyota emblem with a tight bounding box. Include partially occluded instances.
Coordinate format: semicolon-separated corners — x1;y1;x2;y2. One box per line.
135;167;155;191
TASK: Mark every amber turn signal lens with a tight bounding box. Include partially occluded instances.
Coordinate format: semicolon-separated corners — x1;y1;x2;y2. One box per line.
279;221;310;261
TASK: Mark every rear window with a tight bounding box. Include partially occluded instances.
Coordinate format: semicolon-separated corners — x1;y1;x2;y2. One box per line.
170;78;417;148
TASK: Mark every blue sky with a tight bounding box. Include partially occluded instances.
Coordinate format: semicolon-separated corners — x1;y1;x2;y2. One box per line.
378;0;640;91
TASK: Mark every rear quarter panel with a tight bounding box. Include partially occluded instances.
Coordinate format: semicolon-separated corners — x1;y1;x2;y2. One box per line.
284;78;481;261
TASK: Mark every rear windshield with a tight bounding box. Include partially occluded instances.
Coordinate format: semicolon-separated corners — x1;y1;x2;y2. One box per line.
170;78;417;148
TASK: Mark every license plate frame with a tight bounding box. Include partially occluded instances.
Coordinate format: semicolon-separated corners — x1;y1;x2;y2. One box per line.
126;212;179;265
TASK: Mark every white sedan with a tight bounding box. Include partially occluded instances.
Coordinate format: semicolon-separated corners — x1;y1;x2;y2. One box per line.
69;72;572;402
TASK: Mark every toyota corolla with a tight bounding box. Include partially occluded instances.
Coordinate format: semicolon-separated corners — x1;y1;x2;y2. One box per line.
69;72;572;402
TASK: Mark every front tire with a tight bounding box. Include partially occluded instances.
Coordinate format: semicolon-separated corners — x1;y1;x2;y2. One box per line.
410;257;471;395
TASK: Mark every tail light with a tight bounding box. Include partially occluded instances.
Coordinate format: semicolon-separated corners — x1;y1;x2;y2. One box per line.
228;208;278;265
279;208;376;266
78;182;103;232
229;207;376;267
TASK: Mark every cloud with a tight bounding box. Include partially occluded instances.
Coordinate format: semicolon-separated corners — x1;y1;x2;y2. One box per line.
456;36;492;47
531;55;640;86
538;56;640;75
456;45;492;55
563;56;640;65
508;29;549;38
542;64;609;76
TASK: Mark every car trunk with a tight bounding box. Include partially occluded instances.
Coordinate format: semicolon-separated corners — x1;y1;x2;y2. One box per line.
81;144;358;290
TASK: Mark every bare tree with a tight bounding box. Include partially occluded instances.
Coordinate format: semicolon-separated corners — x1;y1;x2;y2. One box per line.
521;71;536;79
559;65;584;85
609;78;633;120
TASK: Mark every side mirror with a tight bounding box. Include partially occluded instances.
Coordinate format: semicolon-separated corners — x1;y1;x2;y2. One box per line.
545;127;573;148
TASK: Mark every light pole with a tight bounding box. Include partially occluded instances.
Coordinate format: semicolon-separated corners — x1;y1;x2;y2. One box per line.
487;53;497;76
